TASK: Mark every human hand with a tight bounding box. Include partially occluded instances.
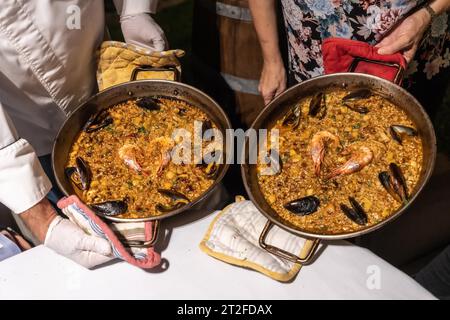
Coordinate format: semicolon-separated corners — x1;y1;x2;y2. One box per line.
121;13;167;52
259;59;287;105
376;8;432;63
44;216;113;269
20;198;113;268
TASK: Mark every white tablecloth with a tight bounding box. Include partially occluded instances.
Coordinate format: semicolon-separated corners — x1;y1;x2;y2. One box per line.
0;210;434;300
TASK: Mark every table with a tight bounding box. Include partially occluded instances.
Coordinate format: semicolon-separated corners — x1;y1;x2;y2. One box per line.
0;210;434;299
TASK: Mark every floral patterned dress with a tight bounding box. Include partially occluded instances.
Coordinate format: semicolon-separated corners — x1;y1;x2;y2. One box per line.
281;0;450;85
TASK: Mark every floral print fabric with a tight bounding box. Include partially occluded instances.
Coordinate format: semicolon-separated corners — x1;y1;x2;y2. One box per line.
281;0;450;83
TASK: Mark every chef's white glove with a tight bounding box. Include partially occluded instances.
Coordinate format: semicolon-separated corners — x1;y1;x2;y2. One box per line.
120;13;167;52
44;216;113;269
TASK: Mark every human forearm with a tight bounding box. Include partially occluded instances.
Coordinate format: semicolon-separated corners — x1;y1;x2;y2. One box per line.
376;0;450;61
0;103;52;214
248;0;282;64
0;102;53;242
248;0;286;104
429;0;450;14
20;199;57;243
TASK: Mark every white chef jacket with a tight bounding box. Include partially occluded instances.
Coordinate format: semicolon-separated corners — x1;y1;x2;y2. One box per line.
0;0;158;213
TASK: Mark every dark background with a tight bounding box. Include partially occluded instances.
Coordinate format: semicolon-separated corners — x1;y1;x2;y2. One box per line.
105;0;450;155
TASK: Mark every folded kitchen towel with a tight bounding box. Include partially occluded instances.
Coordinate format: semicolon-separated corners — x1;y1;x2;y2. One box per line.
57;196;161;269
200;197;320;282
96;41;185;91
322;37;406;83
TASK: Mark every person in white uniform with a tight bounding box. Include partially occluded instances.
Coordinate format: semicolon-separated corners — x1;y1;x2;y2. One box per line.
0;0;166;268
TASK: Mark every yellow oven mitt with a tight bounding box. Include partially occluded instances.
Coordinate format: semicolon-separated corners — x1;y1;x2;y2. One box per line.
200;197;320;282
96;41;185;91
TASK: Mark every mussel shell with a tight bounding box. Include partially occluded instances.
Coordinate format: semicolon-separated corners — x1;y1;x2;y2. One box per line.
284;196;320;216
348;197;368;223
340;204;367;225
155;202;186;213
157;189;190;202
90;200;128;216
343;103;369;114
309;92;326;118
86;117;113;133
65;158;91;191
389;126;402;144
389;163;408;202
263;148;282;175
75;157;91;190
282;103;301;129
378;171;402;203
65;167;81;189
83;111;113;133
342;89;372;101
156;189;190;212
391;125;417;136
202;120;216;141
83;114;98;132
389;125;417;145
136;97;161;111
201;119;212;133
204;162;220;179
340;197;367;225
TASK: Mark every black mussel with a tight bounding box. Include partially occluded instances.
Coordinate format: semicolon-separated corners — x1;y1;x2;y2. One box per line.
201;119;212;133
65;157;91;191
198;150;222;179
83;110;113;133
90;200;128;216
65;167;79;188
136;97;161;111
378;163;408;204
389;163;408;202
175;107;187;115
261;148;282;175
340;197;368;225
342;89;372;102
389;125;417;145
156;189;190;212
282;103;301;129
343;103;369;114
201;120;214;140
204;161;220;179
309;92;326;119
158;189;190;202
284;196;320;216
76;157;91;190
156;202;187;212
378;171;402;203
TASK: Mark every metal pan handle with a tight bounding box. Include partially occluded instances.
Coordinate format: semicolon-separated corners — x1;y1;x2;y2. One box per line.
348;56;404;85
122;220;160;248
130;65;180;82
259;221;320;264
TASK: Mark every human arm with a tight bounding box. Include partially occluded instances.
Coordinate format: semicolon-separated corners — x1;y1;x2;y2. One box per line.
114;0;168;52
248;0;287;105
0;102;112;268
376;0;450;62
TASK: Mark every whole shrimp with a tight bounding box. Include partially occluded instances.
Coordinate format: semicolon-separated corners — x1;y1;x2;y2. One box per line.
326;146;373;180
148;137;175;177
118;144;143;172
310;131;341;176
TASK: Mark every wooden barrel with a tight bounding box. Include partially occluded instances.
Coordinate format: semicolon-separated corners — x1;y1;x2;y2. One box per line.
192;0;264;127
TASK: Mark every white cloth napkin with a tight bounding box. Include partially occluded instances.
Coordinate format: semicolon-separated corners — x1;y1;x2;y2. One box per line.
200;198;319;282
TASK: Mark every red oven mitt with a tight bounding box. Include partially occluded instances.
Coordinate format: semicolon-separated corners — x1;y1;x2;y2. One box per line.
322;38;407;84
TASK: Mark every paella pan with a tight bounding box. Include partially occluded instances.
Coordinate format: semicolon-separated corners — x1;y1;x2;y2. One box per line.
242;73;436;263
